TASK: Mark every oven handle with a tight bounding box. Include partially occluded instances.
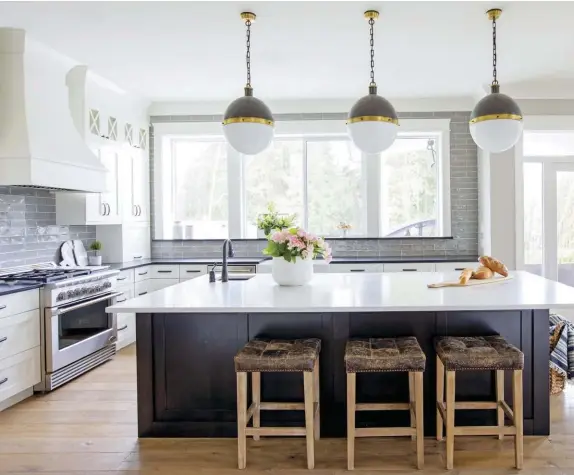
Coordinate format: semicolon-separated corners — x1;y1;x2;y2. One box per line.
56;292;124;316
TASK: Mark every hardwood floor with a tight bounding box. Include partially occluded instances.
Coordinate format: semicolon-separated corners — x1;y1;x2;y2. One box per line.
0;345;574;474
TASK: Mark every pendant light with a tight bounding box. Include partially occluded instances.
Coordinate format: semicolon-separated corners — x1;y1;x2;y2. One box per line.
223;12;274;155
470;9;523;153
347;10;398;154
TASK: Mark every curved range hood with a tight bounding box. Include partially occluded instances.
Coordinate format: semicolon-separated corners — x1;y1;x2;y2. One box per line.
0;28;108;192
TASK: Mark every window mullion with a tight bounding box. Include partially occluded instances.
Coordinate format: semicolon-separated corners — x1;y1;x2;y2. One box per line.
303;139;309;230
365;152;381;237
227;145;243;238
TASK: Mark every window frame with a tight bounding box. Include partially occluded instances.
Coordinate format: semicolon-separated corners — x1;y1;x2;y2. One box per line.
153;118;451;239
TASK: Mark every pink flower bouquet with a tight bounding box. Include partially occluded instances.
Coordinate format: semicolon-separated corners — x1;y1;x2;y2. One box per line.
264;227;332;263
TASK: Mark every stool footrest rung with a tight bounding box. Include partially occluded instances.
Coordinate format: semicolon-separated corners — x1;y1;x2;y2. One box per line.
355;427;415;438
453;425;516;436
356;402;410;411
259;402;305;411
245;427;306;437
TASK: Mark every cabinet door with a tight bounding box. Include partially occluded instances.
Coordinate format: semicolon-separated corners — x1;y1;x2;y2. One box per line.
100;148;121;223
131;149;149;222
85;148;106;223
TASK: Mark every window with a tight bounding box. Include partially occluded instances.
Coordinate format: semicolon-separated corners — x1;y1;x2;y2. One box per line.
381;137;440;237
153;119;450;240
172;139;228;239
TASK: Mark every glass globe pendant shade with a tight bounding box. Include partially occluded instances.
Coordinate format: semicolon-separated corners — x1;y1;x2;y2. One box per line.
347;85;399;154
222;87;274;155
469;85;523;153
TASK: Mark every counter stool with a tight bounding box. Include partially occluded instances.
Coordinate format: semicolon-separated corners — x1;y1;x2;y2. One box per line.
435;336;524;470
345;337;426;470
234;338;321;470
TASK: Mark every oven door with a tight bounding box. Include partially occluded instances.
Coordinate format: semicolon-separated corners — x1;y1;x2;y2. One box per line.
45;292;122;373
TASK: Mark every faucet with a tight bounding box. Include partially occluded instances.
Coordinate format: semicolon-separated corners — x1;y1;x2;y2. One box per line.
221;239;234;282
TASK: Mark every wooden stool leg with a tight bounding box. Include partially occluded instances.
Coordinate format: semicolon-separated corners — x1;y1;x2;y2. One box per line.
409;372;416;441
513;370;524;470
414;371;424;470
445;370;456;470
251;372;261;441
496;370;505;440
236;372;248;470
313;359;320;440
347;372;356;470
436;356;445;441
303;371;315;469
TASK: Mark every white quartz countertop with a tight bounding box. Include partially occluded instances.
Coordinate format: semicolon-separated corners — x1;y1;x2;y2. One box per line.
106;271;574;314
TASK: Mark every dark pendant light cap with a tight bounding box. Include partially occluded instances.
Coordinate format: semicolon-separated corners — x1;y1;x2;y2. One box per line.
223;88;274;126
470;88;523;124
347;89;399;125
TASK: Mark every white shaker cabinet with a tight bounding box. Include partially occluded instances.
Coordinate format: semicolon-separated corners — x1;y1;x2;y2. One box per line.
122;147;149;223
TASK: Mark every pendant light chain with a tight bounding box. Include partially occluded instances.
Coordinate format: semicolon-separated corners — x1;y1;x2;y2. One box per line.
369;17;376;87
245;19;252;88
491;15;498;86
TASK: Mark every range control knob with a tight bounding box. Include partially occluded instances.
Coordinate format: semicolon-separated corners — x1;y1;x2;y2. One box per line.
73;288;82;297
66;290;75;298
79;287;87;295
103;281;112;289
57;292;66;301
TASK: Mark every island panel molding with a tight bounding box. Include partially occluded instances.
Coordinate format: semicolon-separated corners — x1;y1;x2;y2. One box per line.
134;309;549;438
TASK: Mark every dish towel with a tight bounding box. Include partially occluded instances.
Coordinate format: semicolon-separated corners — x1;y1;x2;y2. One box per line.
550;313;572;379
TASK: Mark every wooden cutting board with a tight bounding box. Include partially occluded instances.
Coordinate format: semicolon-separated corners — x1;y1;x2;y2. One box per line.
428;275;513;288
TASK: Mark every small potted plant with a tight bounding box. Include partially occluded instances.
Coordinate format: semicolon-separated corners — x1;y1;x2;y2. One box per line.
89;240;103;266
337;222;352;238
256;202;296;238
263;227;332;286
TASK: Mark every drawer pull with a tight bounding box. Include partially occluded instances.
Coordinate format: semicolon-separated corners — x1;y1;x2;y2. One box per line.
186;270;201;273
117;298;127;303
0;377;7;386
134;256;143;259
118;324;129;332
157;270;172;273
350;269;365;272
454;267;465;271
402;269;417;272
0;336;7;343
117;277;127;281
138;271;148;276
138;291;148;296
0;305;6;311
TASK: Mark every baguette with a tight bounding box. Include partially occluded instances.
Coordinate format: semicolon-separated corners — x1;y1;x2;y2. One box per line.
458;268;473;285
479;255;509;277
472;266;494;280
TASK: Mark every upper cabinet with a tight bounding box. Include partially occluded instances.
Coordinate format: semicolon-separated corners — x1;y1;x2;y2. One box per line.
57;65;150;226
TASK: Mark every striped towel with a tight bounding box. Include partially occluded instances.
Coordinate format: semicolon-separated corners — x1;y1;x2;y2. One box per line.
550;313;573;378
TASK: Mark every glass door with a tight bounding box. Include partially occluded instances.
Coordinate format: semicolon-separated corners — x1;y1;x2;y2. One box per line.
524;159;574;286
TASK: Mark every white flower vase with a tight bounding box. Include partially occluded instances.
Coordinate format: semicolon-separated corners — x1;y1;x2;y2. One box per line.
88;255;102;266
272;256;314;286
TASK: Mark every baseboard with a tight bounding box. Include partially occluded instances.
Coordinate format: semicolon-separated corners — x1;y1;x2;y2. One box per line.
0;387;33;412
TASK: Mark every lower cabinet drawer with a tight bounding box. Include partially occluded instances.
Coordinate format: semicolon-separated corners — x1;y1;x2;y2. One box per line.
0;347;41;404
330;263;384;273
134;280;152;297
179;264;208;280
134;266;151;282
149;279;180;292
383;263;435;272
435;262;479;272
116;286;134;303
116;269;135;286
0;310;40;361
117;313;136;350
150;265;180;279
0;289;39;320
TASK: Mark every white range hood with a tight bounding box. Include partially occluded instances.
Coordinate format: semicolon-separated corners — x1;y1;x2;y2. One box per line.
0;28;107;192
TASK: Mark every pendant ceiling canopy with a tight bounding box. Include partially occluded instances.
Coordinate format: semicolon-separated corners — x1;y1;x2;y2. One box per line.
347;10;399;154
222;12;274;155
470;8;523;154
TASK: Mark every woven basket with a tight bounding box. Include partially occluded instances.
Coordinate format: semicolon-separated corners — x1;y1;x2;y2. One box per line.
550;321;567;395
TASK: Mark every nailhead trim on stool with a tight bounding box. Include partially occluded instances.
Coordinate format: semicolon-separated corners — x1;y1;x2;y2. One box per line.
435;336;524;371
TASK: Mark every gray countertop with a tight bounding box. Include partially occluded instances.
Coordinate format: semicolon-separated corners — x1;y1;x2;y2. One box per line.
106;255;479;271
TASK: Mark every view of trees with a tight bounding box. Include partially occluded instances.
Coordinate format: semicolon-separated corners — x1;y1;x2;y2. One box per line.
171;136;439;239
523;163;543;268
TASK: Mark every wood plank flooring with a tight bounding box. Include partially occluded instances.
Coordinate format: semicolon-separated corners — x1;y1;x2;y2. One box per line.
1;345;574;474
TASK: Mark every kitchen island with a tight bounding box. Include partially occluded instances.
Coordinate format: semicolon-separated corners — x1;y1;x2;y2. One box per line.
107;271;574;438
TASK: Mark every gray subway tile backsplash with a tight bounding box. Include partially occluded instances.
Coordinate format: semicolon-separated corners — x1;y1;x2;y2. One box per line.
0;188;95;269
149;110;478;260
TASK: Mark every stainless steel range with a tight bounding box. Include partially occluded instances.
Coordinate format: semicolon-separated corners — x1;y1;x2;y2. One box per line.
0;264;121;391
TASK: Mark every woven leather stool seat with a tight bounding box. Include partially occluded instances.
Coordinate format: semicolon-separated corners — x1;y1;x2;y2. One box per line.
235;338;321;373
435;336;524;371
345;337;426;373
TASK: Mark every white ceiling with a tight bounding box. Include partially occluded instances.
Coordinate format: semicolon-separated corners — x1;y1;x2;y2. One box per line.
1;1;573;102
